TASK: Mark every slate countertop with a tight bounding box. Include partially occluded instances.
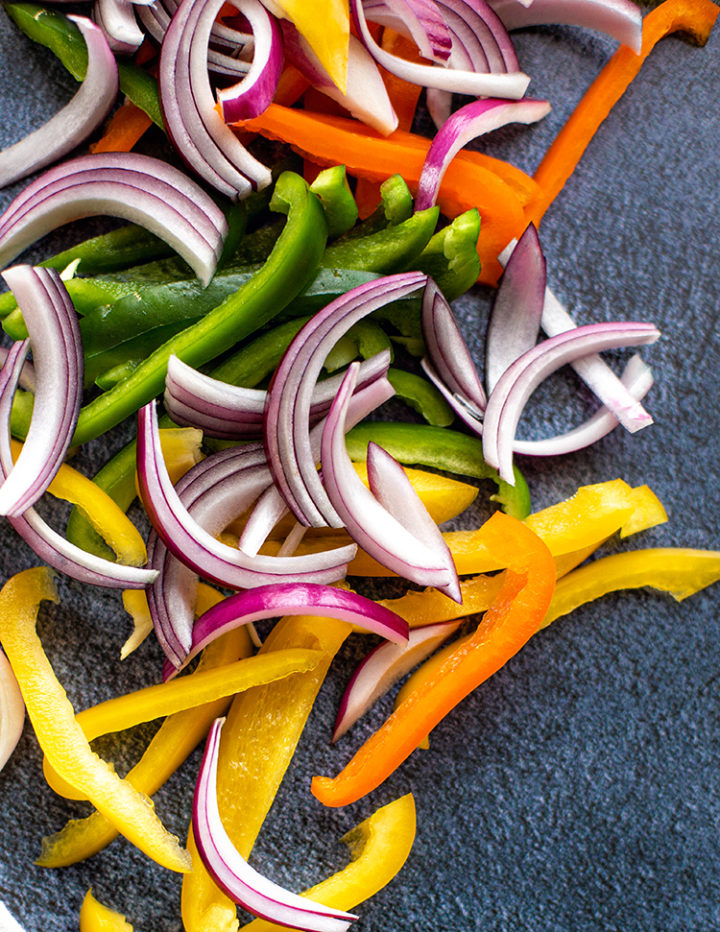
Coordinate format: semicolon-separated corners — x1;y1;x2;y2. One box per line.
0;4;719;931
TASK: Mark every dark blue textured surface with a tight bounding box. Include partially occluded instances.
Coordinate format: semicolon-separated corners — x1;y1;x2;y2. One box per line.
0;5;719;931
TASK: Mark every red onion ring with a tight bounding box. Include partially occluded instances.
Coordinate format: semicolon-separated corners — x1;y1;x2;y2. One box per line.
0;647;25;773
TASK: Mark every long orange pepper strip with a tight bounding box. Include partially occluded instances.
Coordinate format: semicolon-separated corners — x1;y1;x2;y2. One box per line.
235;105;538;284
311;512;555;807
528;0;719;225
90;100;153;154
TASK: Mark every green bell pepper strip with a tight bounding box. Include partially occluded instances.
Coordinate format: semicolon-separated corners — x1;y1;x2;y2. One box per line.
67;172;326;446
323;319;393;372
320;207;439;274
309;165;358;239
5;3;164;128
411;208;482;302
347;174;414;237
386;368;454;427
344;422;531;518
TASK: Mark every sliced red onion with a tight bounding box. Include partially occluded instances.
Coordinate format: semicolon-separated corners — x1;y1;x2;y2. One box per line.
422;278;486;414
194;718;357;931
0;348;34;392
351;0;529;98
164;352;391;440
241;367;394;555
321;364;460;597
437;0;520;73
0;342;156;588
416;98;551;211
0;17;118;190
332;619;462;742
148;444;273;667
264;272;426;528
282;25;398;136
138;401;356;592
362;0;453;62
0;154;227;287
513;353;653;456
0;648;25;772
93;0;145;53
489;0;642;53
216;0;283;122
498;240;655;433
184;582;409;669
482;321;661;482
159;0;272;198
485;222;545;393
0;266;81;516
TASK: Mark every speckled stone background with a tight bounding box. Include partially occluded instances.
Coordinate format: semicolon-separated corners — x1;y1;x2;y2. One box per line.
0;4;719;930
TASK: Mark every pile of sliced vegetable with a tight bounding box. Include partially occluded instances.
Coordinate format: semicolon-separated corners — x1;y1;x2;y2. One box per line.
0;0;719;929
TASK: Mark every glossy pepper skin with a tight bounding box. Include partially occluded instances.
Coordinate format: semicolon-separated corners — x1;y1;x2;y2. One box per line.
70;171;328;445
311;512;556;807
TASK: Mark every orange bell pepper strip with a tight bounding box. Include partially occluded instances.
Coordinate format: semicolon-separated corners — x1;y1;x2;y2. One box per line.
42;646;324;800
37;609;252;868
541;547;720;629
0;567;190;872
90;100;153;154
528;0;719;225
79;889;133;931
234;105;538;285
311;511;556;807
238;794;416;931
181;614;352;932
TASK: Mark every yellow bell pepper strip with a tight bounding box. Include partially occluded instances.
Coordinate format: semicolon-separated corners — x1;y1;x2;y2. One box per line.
311;511;556;807
0;567;190;872
10;439;147;567
42;647;325;800
527;0;719;226
292;479;666;577
541;548;720;629
269;0;349;92
239;794;416;931
181;614;352;932
80;889;133;932
37;605;252;868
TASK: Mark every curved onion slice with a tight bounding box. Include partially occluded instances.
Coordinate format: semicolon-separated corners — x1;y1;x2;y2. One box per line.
216;0;283;122
0;266;82;516
148;444;273;667
0;647;25;772
422;278;486;414
333;619;462;742
489;0;643;52
194;718;357;931
0;153;227;286
0;342;155;588
416;97;551;211
138;401;356;591
363;0;453;62
164;352;392;440
264;272;427;528
321;364;460;598
183;582;409;669
0;347;34;391
159;0;272;198
437;0;520;73
282;25;398;136
482;321;661;482
350;0;530;98
240;367;394;556
485;222;546;392
93;0;145;53
0;17;118;190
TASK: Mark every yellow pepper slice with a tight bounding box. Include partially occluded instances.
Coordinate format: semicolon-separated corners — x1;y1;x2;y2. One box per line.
80;889;133;931
181;614;351;932
239;794;417;931
541;548;720;628
267;0;349;91
0;567;190;872
43;646;324;800
38;620;253;868
10;439;147;567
